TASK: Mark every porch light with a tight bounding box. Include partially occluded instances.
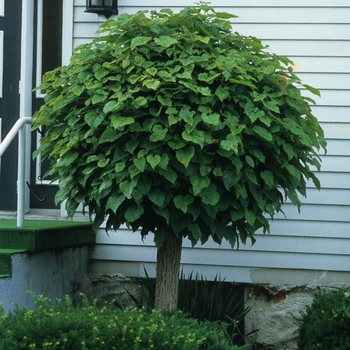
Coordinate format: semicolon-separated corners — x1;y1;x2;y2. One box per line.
85;0;118;19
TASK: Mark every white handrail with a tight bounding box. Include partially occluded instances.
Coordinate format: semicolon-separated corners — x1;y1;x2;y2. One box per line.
0;117;32;227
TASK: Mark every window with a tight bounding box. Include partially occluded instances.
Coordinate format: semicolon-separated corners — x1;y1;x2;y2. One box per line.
36;0;63;97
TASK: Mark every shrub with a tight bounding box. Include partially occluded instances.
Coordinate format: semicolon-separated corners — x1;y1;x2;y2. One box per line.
0;294;250;350
297;288;350;349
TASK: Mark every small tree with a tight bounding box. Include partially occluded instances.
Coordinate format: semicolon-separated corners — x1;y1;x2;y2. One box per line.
33;5;326;311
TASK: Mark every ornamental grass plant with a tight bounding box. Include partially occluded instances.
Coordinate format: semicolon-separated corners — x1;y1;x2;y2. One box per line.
137;270;252;345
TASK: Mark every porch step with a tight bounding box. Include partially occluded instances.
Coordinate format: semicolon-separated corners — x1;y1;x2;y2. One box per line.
0;219;95;278
0;248;27;277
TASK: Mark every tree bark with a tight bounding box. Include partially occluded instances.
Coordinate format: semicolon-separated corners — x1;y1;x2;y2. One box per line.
154;232;182;311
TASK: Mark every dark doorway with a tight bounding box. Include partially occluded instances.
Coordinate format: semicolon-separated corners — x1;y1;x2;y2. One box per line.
0;0;22;210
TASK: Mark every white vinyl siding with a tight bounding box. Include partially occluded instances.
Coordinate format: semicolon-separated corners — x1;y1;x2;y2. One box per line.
73;0;350;285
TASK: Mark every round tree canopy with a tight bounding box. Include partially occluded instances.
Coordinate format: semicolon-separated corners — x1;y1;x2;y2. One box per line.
33;5;326;248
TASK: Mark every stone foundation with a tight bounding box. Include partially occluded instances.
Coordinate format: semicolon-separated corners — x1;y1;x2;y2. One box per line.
82;273;144;309
245;285;316;350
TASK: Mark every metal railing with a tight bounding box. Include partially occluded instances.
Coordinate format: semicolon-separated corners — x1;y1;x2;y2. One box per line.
0;117;32;227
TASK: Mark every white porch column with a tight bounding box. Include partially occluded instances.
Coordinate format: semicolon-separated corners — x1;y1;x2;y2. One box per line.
19;0;34;214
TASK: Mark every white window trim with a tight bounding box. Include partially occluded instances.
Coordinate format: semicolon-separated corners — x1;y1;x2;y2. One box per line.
0;0;4;17
35;0;73;98
0;31;3;98
35;0;73;185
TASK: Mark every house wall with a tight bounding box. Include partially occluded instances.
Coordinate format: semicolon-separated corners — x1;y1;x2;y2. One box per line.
73;0;350;286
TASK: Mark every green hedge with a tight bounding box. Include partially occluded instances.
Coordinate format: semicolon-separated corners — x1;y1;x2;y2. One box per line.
298;288;350;349
0;294;250;350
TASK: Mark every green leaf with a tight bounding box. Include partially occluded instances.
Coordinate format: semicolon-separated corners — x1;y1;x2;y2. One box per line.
154;36;178;48
119;180;134;199
103;100;119;114
179;107;196;123
245;155;255;168
220;134;239;153
150;126;168;142
146;67;157;76
215;11;238;19
97;158;109;167
222;169;239;191
62;151;79;166
198;86;211;96
72;85;84;96
158;154;170;170
115;162;126;172
146;154;161;169
92;93;107;104
243;167;259;185
173;194;194;214
149;188;167;208
190;173;210;196
303;84;321;97
248;149;265;163
111;116;135;129
125;205;144;222
144;79;161;90
285;164;301;180
215;86;230;102
263;100;280;113
201;113;220;125
132;96;148;108
95;67;108;81
199;184;220;206
133;157;146;171
260;170;275;189
252;126;273;142
282;142;295;160
128;164;141;179
137;177;152;195
157;95;172;107
176;146;195;168
245;209;256;226
182;129;205;148
188;222;202;243
84;111;104;129
159;168;177;184
130;36;152;50
106;195;125;212
168;114;178;126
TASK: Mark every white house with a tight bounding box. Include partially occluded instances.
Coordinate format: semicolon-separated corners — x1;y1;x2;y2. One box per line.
1;0;350;288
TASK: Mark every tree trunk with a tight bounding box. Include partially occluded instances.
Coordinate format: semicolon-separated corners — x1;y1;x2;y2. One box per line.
154;232;182;311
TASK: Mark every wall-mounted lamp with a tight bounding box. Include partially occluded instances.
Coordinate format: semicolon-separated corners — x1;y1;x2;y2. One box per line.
85;0;118;19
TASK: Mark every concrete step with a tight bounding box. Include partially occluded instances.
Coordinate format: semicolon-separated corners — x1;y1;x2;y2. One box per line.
0;219;95;278
0;248;27;277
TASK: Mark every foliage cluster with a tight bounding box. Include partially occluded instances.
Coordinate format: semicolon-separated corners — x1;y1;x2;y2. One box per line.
33;4;326;249
297;288;350;349
0;294;249;350
134;270;250;345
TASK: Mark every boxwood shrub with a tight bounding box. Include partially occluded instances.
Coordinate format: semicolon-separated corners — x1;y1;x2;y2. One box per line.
0;294;250;350
298;288;350;349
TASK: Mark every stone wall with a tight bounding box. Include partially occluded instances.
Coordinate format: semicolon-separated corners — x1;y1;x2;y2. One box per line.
245;285;316;350
82;273;145;309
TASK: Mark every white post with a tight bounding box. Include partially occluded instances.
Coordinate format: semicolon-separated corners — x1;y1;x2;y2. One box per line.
17;125;26;227
20;0;34;214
